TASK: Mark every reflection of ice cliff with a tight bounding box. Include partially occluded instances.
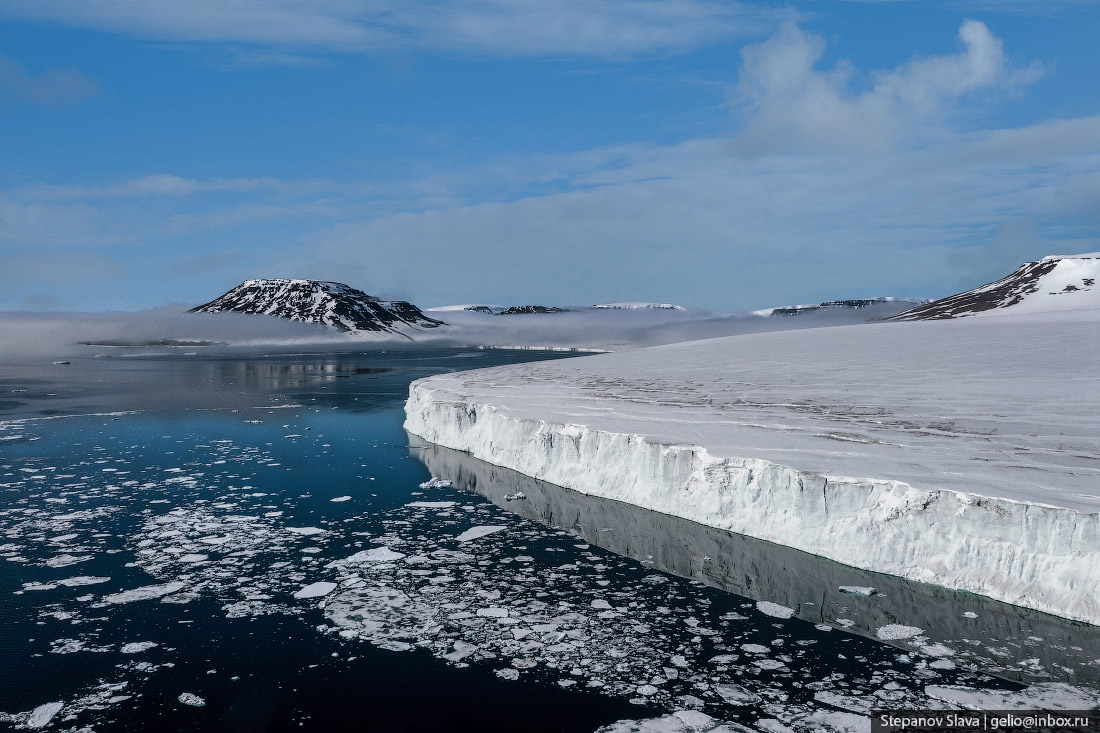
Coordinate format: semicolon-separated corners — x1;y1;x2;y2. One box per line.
411;437;1100;686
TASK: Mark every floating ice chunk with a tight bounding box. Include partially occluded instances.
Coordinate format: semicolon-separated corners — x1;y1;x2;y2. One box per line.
919;643;955;657
636;684;659;696
21;582;57;591
962;611;979;619
454;526;506;542
443;640;478;662
286;527;324;536
406;501;457;508
294;582;337;599
45;553;92;568
715;684;761;705
57;576;110;587
419;478;452;489
477;607;509;618
756;600;795;619
121;642;159;654
178;692;206;707
50;638;96;654
595;710;725;733
814;691;874;714
102;582;186;604
925;682;1100;710
25;701;63;729
504;492;526;501
330;496;352;502
839;586;878;596
741;644;769;654
496;668;520;681
876;624;924;640
179;554;208;563
754;659;787;670
591;599;612;610
327;547;406;568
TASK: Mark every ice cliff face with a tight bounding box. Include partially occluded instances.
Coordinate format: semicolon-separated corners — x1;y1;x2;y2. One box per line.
404;312;1100;625
892;253;1100;319
407;387;1100;620
405;386;1100;624
191;279;444;334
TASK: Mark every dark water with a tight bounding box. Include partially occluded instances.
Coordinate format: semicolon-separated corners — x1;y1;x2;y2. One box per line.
0;349;1097;732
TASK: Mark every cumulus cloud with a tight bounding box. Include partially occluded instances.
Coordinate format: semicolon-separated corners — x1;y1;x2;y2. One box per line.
0;53;97;105
734;19;1044;152
0;0;787;58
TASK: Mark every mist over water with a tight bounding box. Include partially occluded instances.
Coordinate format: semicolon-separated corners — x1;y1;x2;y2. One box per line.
0;300;920;361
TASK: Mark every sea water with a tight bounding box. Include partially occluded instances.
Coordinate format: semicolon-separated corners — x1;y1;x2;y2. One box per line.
0;349;1096;732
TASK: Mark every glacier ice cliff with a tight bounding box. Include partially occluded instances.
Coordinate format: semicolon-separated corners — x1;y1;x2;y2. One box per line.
404;314;1100;624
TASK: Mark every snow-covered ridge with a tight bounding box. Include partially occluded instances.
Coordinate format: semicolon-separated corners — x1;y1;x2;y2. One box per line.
426;304;503;313
754;297;931;317
591;302;686;310
190;279;444;335
892;253;1100;320
405;313;1100;624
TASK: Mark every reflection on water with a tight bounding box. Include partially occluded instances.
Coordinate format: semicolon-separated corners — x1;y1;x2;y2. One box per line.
0;349;507;419
411;437;1100;688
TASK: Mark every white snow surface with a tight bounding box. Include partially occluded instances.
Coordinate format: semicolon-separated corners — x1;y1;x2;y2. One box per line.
405;311;1100;623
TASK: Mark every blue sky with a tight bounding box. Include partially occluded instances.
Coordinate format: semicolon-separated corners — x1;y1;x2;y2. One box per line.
1;0;1098;311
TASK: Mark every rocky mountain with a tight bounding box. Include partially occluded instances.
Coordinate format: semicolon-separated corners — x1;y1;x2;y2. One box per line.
755;297;931;318
891;253;1100;320
190;279;445;334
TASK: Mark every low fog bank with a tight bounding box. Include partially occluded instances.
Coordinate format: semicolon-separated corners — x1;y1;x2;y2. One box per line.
0;301;917;361
0;308;348;361
420;301;919;350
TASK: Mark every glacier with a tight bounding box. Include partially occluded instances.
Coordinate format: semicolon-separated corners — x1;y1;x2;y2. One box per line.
405;310;1100;624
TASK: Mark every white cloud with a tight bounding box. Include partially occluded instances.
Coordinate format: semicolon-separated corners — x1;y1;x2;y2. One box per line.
0;53;97;105
0;0;788;58
19;174;328;201
734;19;1043;153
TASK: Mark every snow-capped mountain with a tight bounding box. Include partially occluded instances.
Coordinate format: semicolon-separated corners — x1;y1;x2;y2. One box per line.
590;302;686;311
891;253;1100;320
191;279;445;334
754;297;931;318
